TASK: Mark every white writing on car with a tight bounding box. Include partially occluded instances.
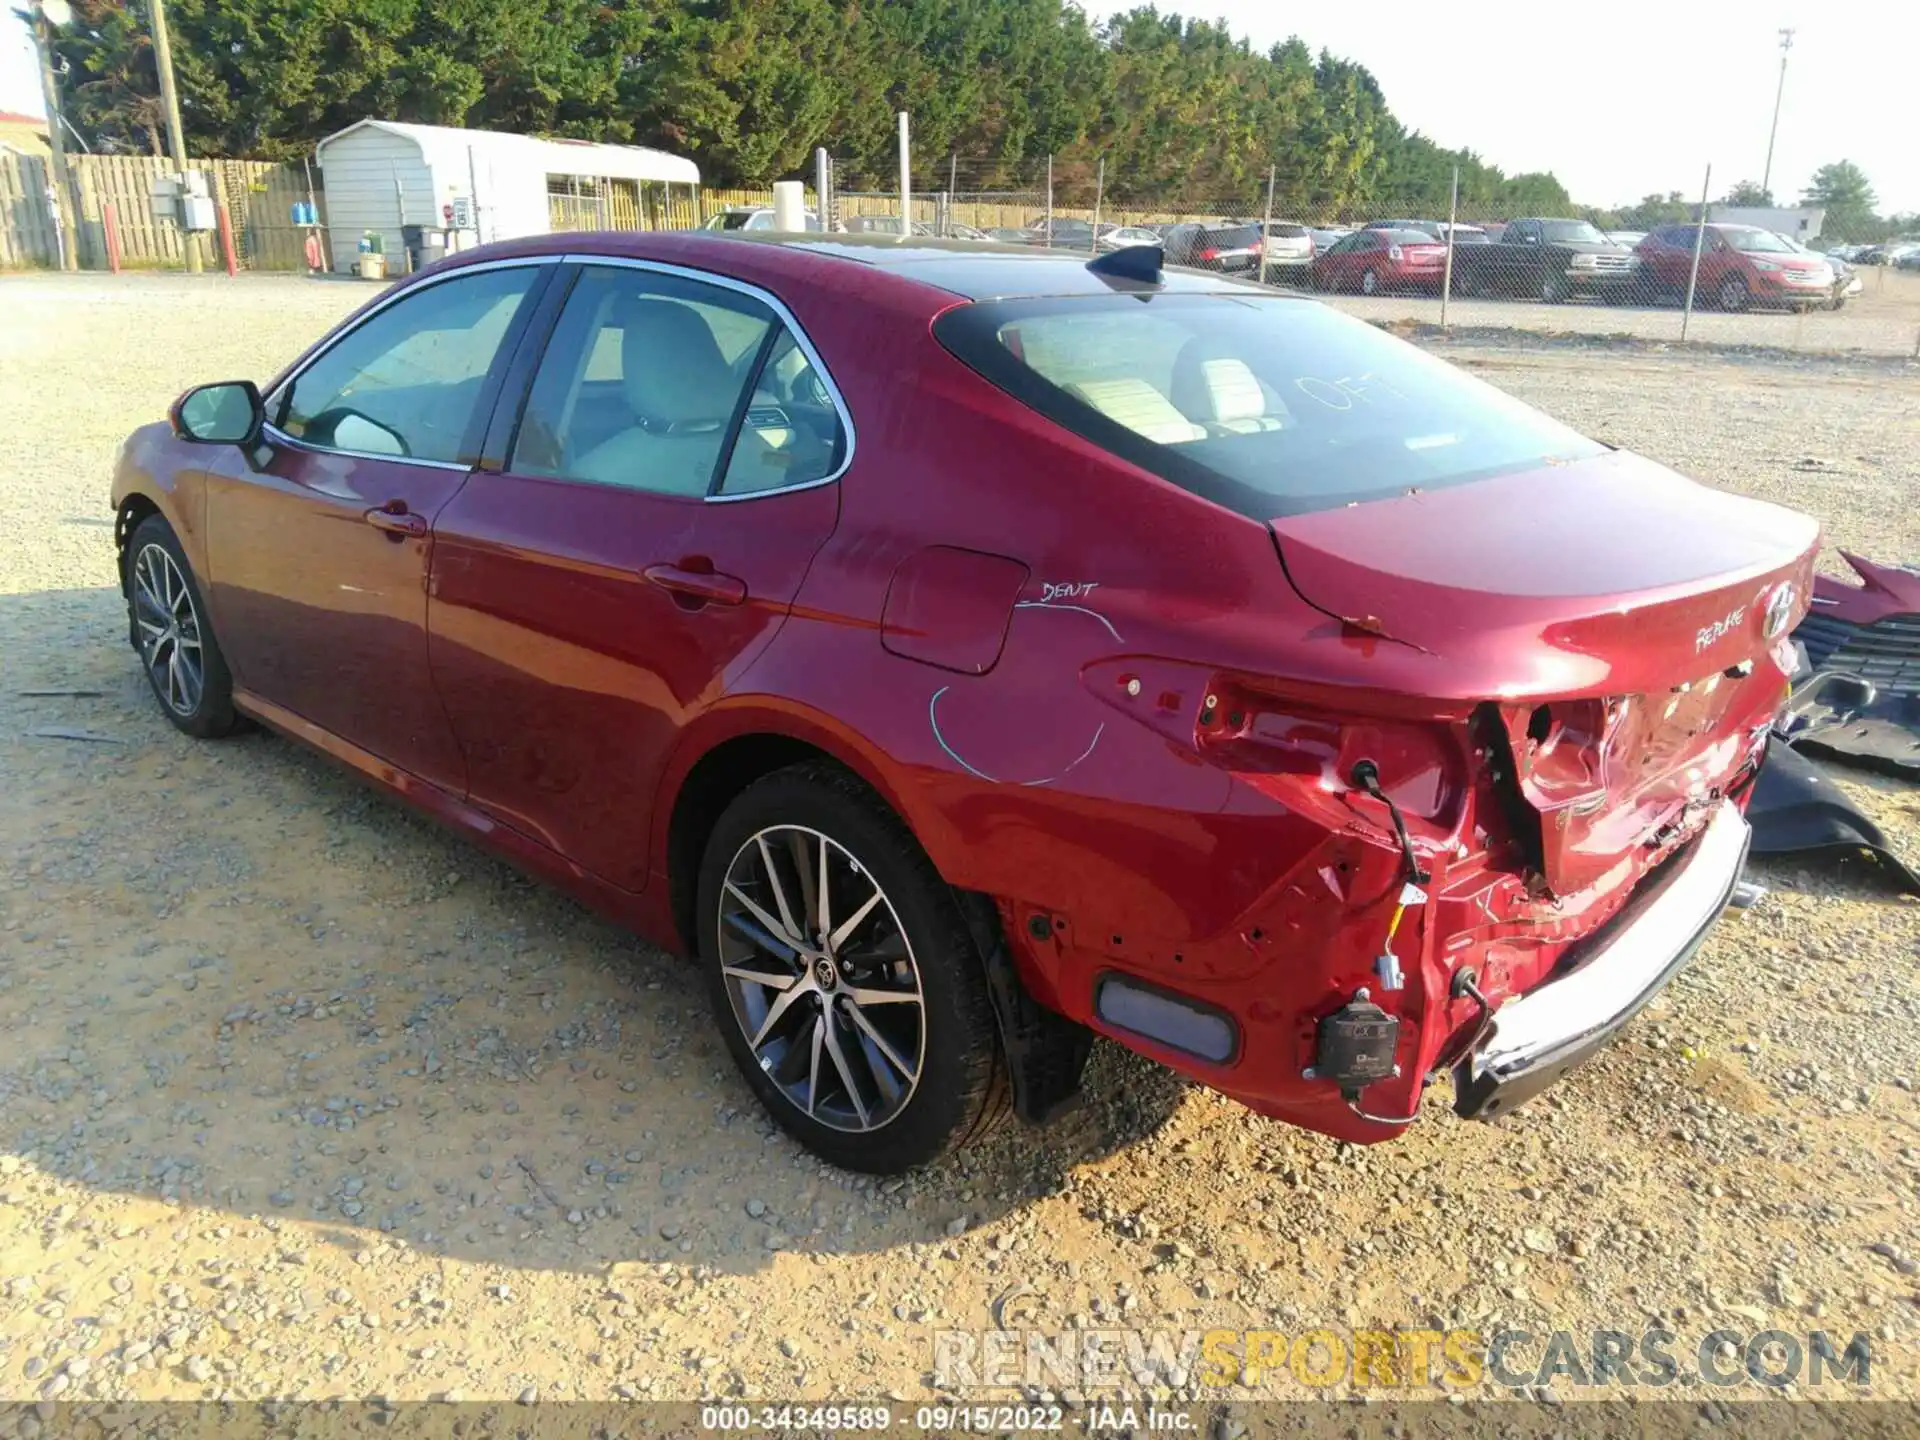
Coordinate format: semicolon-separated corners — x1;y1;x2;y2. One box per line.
1695;605;1747;653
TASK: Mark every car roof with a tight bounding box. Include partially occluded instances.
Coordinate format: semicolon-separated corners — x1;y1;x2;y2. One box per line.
449;229;1278;303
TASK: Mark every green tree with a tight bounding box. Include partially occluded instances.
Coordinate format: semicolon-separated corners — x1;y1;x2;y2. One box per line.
1615;191;1692;230
49;0;1573;206
1722;180;1774;207
1800;160;1877;240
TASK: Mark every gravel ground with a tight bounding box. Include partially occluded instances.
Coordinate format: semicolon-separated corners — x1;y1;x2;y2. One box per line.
1289;263;1920;358
2;273;1919;1408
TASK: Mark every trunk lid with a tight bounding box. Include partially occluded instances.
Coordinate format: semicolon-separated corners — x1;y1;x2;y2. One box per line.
1269;448;1819;892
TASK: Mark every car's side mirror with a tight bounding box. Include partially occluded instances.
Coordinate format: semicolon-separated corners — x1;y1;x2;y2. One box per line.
171;381;263;446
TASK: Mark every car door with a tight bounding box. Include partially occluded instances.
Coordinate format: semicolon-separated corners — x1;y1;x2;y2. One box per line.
1494;220;1537;295
1650;226;1700;289
426;260;847;891
206;261;552;794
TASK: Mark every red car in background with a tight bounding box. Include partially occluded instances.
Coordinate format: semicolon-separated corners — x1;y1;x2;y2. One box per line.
112;233;1814;1173
1311;228;1449;294
1636;223;1836;311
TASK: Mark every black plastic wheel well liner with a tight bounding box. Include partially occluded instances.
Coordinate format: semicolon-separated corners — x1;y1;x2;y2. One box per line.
666;734;847;955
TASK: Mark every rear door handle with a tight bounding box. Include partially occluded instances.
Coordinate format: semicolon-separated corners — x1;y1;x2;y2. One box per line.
644;563;747;607
365;506;428;538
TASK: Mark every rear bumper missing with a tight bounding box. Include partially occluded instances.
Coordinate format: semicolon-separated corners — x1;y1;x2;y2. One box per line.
1454;799;1750;1120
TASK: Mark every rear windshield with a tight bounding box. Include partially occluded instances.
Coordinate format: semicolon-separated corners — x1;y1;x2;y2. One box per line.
933;294;1603;518
1377;229;1440;246
1266;223;1308;238
1206;225;1260;247
1539;220;1606;244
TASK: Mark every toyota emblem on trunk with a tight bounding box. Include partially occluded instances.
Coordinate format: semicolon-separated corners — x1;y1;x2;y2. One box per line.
1763;583;1796;640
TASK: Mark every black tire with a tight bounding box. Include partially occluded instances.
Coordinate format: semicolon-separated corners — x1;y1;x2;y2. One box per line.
1541;272;1569;304
1829;296;1847;312
124;513;241;739
1360;268;1382;296
1718;276;1750;312
696;763;1009;1173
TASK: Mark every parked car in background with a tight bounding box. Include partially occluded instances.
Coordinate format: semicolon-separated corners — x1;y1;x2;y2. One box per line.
1024;217;1109;248
1162;221;1263;273
1635;224;1834;311
1363;218;1443;237
1098;225;1165;252
1434;223;1489;247
1448;218;1639;303
704;207;824;233
842;215;926;237
1896;246;1920;271
1310;227;1448;293
1605;230;1646;248
117;230;1812;1170
1257;220;1315;273
838;216;988;241
1778;232;1863;309
985;227;1032;245
1309;227;1352;254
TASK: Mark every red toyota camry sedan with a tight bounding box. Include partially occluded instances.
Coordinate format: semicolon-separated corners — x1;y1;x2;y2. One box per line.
111;232;1816;1173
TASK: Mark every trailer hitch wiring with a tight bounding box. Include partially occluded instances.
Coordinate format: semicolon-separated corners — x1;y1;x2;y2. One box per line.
1348;759;1431;886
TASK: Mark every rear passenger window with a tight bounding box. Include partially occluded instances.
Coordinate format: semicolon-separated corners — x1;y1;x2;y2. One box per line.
512;265;846;498
717;330;848;495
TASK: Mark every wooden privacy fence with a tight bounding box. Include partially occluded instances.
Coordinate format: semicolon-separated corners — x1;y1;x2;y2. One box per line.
0;151;325;271
0;153;61;267
5;154;1137;268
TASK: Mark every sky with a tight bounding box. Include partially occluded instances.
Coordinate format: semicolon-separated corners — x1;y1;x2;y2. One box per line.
2;4;1914;213
1211;2;1918;214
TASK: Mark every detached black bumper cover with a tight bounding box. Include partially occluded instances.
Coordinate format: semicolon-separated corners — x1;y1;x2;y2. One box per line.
1455;799;1750;1120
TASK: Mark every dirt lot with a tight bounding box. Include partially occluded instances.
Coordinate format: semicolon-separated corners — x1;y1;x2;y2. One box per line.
3;274;1919;1408
1291;261;1920;359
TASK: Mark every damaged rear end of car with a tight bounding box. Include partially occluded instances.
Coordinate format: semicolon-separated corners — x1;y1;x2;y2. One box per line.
932;281;1819;1141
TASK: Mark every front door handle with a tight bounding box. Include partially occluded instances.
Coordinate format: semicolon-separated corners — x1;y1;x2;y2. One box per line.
644;563;747;607
365;505;428;538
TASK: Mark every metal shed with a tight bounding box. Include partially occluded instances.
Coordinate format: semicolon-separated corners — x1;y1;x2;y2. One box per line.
313;119;701;273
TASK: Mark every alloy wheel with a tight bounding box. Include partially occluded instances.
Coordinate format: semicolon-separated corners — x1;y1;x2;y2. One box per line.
132;543;204;717
716;825;926;1133
1362;269;1380;295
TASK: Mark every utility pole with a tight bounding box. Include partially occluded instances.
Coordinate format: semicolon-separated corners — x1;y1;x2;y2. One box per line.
1761;28;1794;199
1257;164;1275;286
897;111;911;237
149;0;203;272
17;0;76;269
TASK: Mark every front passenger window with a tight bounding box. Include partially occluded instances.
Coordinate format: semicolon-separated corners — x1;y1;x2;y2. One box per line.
273;266;538;464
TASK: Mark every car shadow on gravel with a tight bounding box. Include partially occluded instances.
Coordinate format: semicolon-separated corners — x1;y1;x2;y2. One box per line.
0;586;1191;1279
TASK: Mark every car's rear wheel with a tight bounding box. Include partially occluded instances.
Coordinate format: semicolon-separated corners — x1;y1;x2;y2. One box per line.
1361;268;1382;296
1718;276;1750;312
697;764;1007;1173
125;514;240;739
1541;273;1569;304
